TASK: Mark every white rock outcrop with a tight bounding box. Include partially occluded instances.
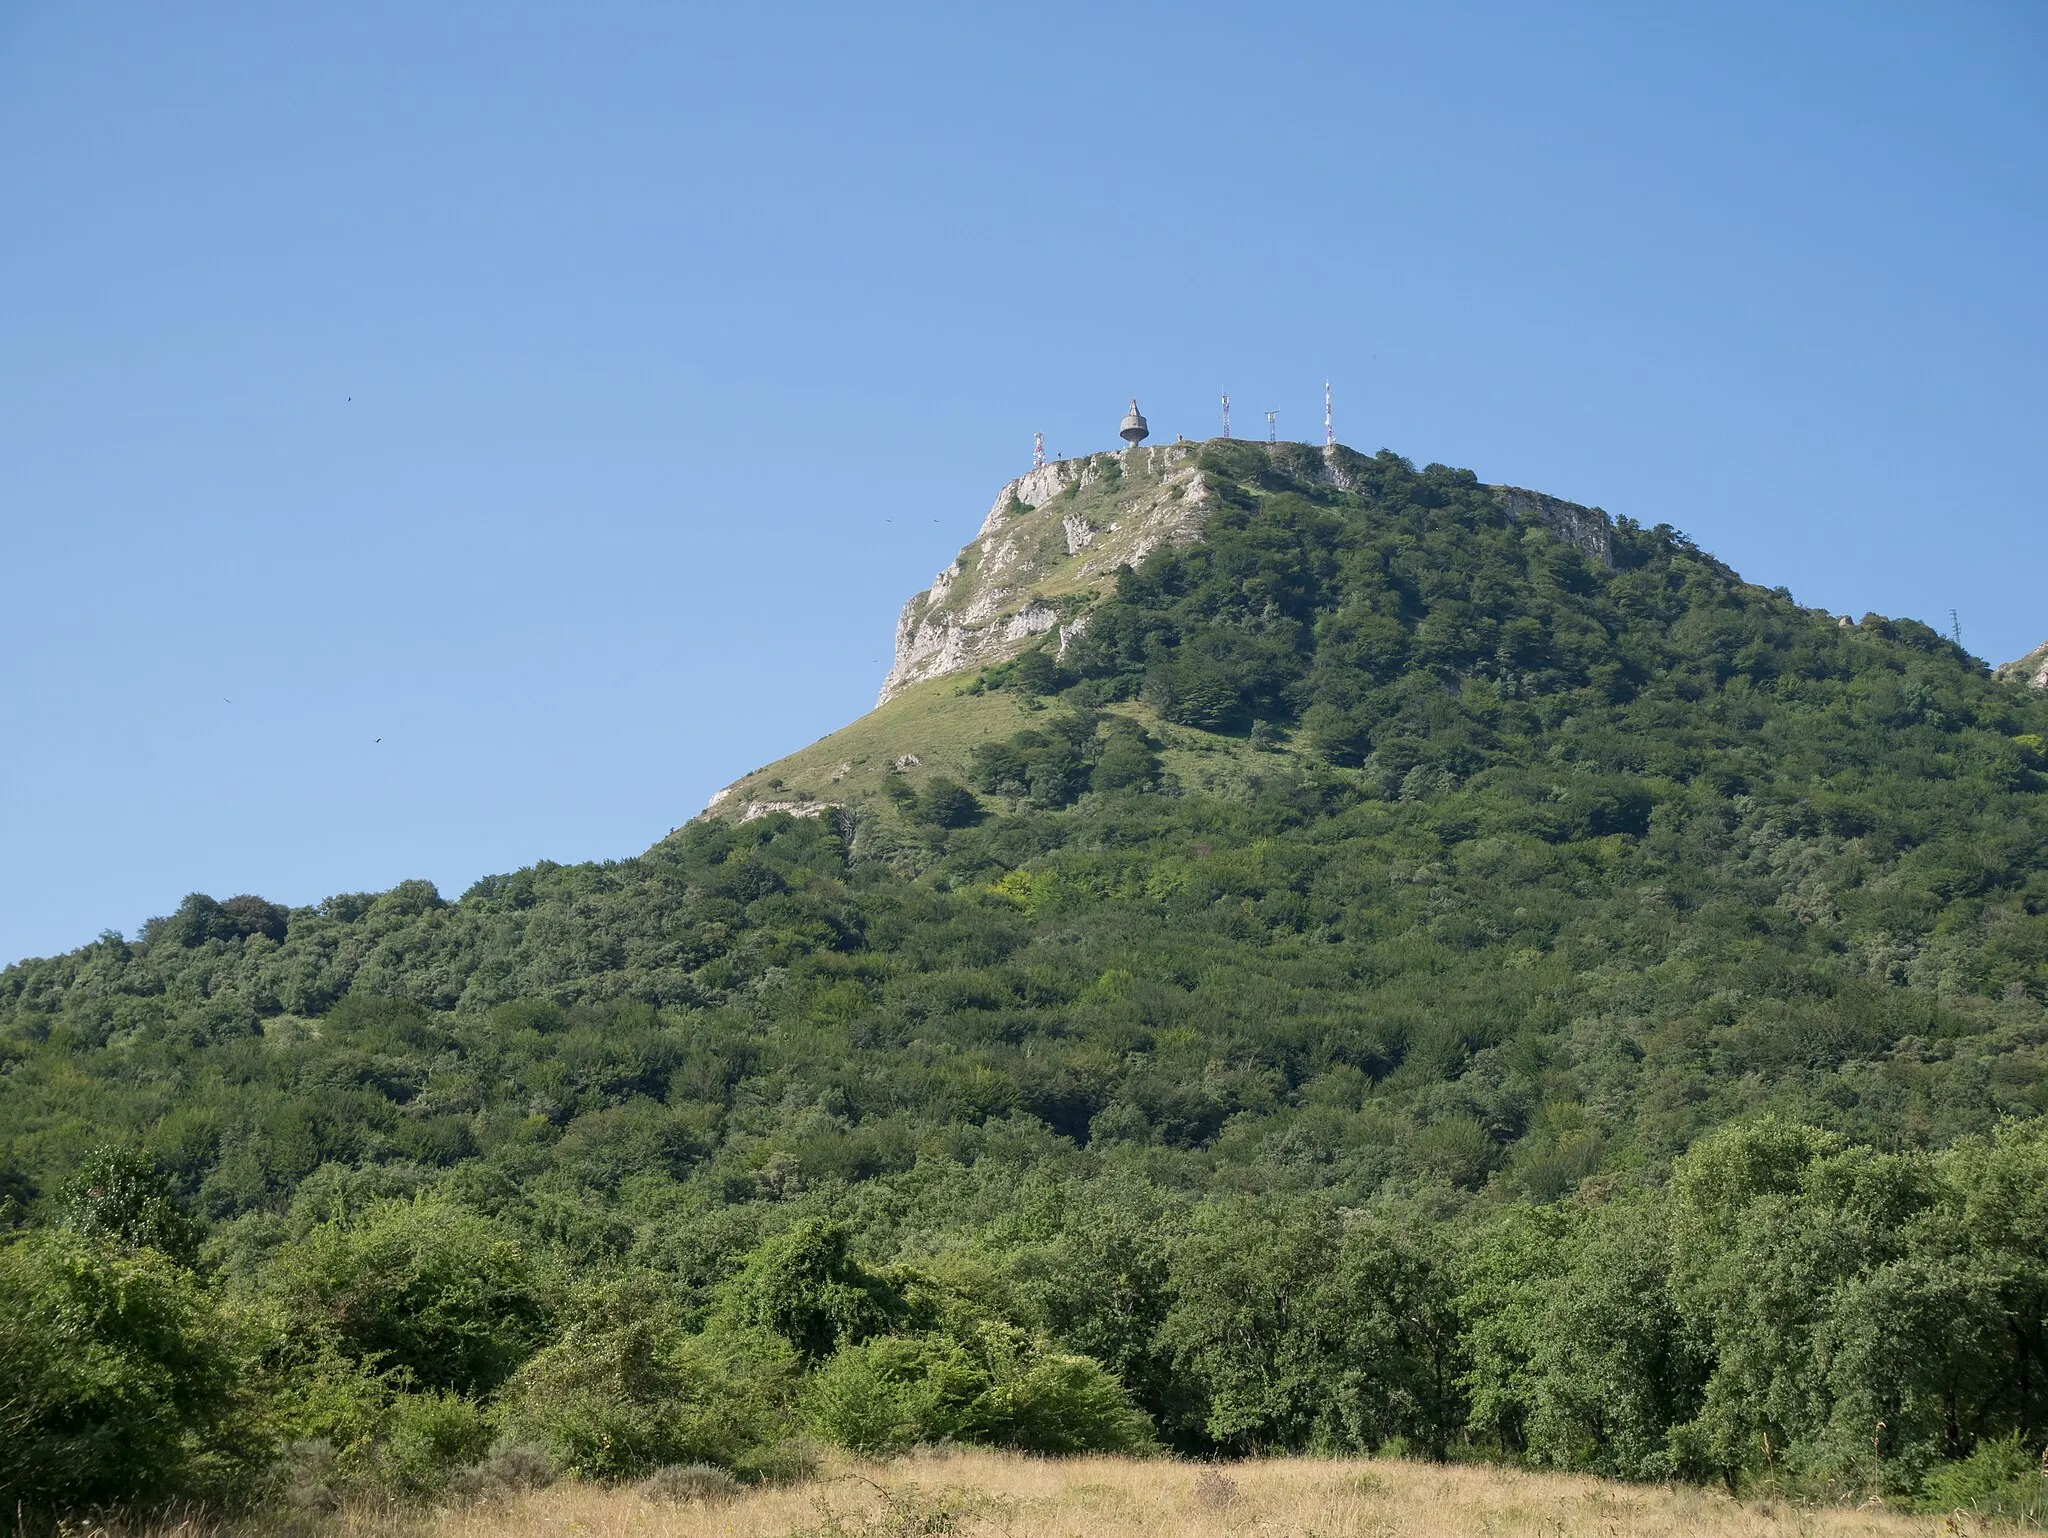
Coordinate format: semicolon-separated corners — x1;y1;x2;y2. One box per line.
878;445;1210;703
1996;640;2048;691
873;442;1628;705
740;799;837;823
1492;486;1616;569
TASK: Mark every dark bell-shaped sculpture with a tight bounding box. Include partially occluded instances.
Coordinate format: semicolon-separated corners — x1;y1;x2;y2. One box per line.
1118;399;1149;446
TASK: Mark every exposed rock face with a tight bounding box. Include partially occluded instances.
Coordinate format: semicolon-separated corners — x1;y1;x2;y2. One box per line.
740;799;837;823
1997;640;2048;691
1492;486;1616;569
878;443;1210;703
701;784;842;821
875;441;1626;703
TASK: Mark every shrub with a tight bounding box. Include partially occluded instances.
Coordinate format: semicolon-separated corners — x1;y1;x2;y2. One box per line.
802;1334;983;1453
265;1197;547;1395
637;1462;743;1504
444;1439;557;1503
271;1347;405;1473
803;1328;1152;1456
1090;722;1160;792
1917;1433;2047;1523
969;1348;1155;1453
914;778;983;829
718;1219;904;1361
1008;648;1069;697
0;1231;264;1518
377;1391;493;1496
497;1320;786;1480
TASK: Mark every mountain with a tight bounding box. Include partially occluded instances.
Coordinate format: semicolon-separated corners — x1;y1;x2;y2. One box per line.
4;439;2047;1517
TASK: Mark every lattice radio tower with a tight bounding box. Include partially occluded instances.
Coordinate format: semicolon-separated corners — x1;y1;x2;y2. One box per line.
1265;409;1278;444
1034;431;1044;469
1324;381;1334;447
1221;394;1231;440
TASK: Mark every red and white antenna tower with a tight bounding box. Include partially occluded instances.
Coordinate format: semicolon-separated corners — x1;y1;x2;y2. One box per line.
1324;381;1333;447
1265;409;1277;444
1034;431;1044;469
1221;394;1232;440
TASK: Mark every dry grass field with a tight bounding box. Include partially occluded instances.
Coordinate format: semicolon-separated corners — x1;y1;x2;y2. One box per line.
293;1450;1985;1538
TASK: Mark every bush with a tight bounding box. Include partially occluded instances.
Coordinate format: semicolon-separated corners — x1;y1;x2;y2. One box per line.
914;778;983;829
637;1462;743;1503
443;1439;557;1503
498;1320;787;1480
271;1348;405;1474
1090;722;1160;792
0;1231;264;1518
1008;648;1070;697
718;1218;904;1361
1918;1433;2047;1523
802;1334;982;1453
265;1197;547;1396
967;714;1121;806
279;1385;496;1506
803;1327;1152;1456
970;1349;1155;1453
377;1391;493;1496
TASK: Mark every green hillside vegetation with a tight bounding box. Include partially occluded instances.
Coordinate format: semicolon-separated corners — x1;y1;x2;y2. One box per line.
4;443;2047;1528
706;674;1043;822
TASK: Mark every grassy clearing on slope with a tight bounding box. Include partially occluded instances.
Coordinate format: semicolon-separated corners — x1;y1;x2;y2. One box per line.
707;668;1326;825
706;677;1036;818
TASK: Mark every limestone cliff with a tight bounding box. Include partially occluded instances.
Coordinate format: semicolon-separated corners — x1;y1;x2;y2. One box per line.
1998;640;2048;691
877;440;1622;704
877;442;1211;704
1492;485;1616;569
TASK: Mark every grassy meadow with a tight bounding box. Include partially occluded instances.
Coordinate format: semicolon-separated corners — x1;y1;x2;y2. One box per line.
107;1452;2000;1538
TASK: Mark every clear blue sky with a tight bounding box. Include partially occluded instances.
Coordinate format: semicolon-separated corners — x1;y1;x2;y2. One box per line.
2;3;2043;965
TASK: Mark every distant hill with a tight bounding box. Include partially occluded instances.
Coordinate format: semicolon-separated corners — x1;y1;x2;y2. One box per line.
4;440;2046;1514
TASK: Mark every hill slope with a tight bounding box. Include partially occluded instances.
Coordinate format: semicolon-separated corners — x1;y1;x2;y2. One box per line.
4;441;2047;1516
7;434;2047;1189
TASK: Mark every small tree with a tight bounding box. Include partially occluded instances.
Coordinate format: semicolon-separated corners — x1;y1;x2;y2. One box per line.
60;1147;204;1265
717;1219;903;1362
914;777;982;829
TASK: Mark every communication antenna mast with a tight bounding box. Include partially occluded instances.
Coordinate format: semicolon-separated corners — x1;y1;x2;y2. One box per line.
1265;409;1277;444
1950;609;1963;647
1324;381;1334;447
1221;394;1231;440
1034;431;1044;470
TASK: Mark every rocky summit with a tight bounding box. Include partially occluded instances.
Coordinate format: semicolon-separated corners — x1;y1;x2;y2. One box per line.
709;441;1631;823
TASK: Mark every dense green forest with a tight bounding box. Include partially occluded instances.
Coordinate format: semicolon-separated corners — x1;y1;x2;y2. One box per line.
3;444;2046;1526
